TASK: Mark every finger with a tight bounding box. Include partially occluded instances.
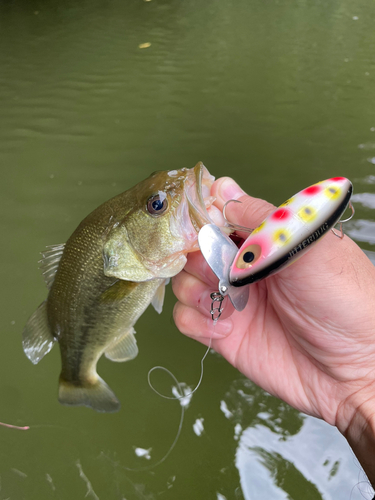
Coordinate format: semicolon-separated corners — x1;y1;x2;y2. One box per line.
183;251;219;287
173;301;234;340
172;270;235;320
212;177;276;229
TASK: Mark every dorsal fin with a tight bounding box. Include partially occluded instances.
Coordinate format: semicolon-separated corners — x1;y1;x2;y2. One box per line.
39;243;65;289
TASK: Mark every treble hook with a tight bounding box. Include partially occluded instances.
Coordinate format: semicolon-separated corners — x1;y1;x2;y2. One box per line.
331;201;355;239
222;200;253;233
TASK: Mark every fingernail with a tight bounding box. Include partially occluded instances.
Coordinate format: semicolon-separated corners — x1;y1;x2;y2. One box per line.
220;178;246;201
207;317;233;337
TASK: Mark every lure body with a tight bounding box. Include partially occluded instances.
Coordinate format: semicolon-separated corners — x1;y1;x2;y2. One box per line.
229;177;353;287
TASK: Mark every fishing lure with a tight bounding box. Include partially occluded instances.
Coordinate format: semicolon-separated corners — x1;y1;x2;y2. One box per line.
229;176;353;286
198;177;354;311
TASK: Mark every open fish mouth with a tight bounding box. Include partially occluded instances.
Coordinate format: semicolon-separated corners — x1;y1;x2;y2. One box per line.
184;162;216;232
168;161;227;257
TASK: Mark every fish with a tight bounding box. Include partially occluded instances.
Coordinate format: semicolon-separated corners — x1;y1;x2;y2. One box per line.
22;163;222;413
229;177;353;286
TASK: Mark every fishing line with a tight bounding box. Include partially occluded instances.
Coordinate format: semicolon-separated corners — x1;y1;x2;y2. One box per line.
126;293;225;471
119;369;186;472
118;329;216;473
147;292;224;400
107;293;225;473
147;334;213;401
147;290;225;402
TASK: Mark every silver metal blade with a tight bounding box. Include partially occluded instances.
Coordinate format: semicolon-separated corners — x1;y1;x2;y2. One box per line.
198;224;249;312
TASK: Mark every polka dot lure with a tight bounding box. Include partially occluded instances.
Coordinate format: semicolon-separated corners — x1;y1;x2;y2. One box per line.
229;177;353;287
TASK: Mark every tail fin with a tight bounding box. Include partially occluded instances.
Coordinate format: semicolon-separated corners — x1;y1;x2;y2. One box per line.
58;375;120;413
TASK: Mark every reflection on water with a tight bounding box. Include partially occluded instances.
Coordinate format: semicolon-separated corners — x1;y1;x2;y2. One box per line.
347;220;375;245
361;175;375;185
236;418;370;500
220;379;304;438
348;189;375;246
218;379;371;500
351;192;375;209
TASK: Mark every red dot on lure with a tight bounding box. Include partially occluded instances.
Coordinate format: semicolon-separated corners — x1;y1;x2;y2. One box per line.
301;185;322;196
270;208;292;221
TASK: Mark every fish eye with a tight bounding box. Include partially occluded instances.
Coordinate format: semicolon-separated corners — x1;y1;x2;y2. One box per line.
147;194;168;216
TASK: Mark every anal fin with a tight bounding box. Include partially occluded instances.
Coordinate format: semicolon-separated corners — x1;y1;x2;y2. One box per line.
105;328;138;362
22;301;56;364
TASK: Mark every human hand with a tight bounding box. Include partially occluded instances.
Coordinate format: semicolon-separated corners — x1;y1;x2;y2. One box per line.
173;177;375;443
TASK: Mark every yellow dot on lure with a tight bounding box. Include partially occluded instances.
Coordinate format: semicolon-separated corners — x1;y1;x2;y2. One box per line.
298;205;317;223
273;228;291;245
252;220;266;235
324;185;341;199
280;197;295;207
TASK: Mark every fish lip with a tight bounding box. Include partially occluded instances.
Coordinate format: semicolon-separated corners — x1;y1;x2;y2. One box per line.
185;162;214;231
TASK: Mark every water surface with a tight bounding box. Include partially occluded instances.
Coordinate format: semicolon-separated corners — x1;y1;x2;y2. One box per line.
1;0;374;498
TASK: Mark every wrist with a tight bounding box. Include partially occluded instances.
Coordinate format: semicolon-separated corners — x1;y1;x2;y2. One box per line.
337;383;375;488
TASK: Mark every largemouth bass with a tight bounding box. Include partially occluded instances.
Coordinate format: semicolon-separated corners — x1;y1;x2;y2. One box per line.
23;163;221;412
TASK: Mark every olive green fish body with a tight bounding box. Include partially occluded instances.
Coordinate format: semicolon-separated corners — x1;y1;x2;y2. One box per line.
23;164;215;412
48;202;163;411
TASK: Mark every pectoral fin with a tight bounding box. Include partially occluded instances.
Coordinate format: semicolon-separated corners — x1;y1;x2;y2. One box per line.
100;279;138;304
151;278;170;314
105;328;138;362
22;301;56;364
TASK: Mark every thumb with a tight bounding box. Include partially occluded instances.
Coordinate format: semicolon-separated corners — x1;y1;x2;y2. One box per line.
212;177;276;229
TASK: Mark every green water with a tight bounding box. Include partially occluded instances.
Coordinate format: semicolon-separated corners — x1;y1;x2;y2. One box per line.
1;0;375;498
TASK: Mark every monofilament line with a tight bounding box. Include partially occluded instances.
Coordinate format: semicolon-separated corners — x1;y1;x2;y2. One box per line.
130;294;223;471
147;333;213;401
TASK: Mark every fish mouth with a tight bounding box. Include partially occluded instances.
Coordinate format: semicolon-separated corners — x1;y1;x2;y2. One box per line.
168;161;220;255
184;162;215;232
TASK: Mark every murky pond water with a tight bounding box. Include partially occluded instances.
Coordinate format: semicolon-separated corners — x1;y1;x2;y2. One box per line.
1;0;375;498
